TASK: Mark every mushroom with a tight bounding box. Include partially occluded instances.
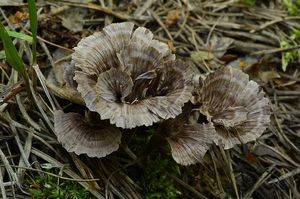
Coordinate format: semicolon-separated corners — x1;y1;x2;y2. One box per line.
67;22;193;129
162;103;216;165
55;22;193;157
56;23;270;162
167;122;216;165
54;110;121;157
196;66;271;149
165;66;270;165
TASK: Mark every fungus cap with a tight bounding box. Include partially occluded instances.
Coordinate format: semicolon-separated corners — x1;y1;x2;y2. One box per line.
54;110;122;157
70;22;193;129
197;66;271;149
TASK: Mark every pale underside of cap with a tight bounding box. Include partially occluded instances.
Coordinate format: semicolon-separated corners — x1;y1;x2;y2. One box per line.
54;110;122;157
167;122;217;166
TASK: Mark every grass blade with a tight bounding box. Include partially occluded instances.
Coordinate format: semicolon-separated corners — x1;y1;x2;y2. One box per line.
28;0;38;64
0;23;26;75
7;30;33;43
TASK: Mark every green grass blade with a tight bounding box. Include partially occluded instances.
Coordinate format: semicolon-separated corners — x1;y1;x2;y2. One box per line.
0;50;5;59
28;0;38;64
0;23;26;75
6;30;33;43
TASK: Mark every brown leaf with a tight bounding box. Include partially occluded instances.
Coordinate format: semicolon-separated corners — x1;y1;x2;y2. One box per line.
191;51;215;62
208;35;233;58
8;11;29;24
52;48;72;86
60;8;87;33
165;10;180;27
167;40;176;53
259;71;280;83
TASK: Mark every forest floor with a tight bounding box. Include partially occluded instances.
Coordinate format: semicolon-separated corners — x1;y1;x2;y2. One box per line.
0;0;300;199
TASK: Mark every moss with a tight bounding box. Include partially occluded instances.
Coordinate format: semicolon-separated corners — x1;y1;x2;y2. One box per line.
139;155;182;199
281;29;300;70
283;0;300;16
240;0;256;6
28;173;94;199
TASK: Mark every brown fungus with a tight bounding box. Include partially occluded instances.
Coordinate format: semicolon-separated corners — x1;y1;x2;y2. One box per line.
167;122;216;166
196;66;271;149
164;66;270;165
54;111;122;157
68;22;193;129
163;104;217;165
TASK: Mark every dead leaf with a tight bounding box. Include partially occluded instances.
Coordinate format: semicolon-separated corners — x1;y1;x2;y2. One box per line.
0;0;22;6
227;56;259;71
9;11;29;24
167;40;176;53
208;35;233;58
191;51;214;62
274;79;298;88
165;10;180;27
52;48;72;86
246;153;257;165
191;35;233;65
254;145;281;159
259;71;280;83
59;8;87;33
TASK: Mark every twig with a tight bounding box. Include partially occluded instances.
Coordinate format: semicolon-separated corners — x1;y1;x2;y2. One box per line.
16;94;41;131
252;16;300;32
0;165;7;199
268;167;300;184
243;165;275;199
251;44;300;55
0;164;100;182
62;2;132;21
150;11;173;40
167;173;209;199
134;0;156;16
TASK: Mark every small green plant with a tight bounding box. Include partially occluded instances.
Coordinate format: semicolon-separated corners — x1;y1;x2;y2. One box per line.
139;155;182;199
281;41;297;65
28;173;94;199
291;29;300;40
0;0;38;98
281;29;300;71
240;0;256;6
283;0;300;16
0;23;27;76
28;0;38;65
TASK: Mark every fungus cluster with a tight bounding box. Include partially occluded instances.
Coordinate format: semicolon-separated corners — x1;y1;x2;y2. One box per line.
166;67;270;165
54;22;270;165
